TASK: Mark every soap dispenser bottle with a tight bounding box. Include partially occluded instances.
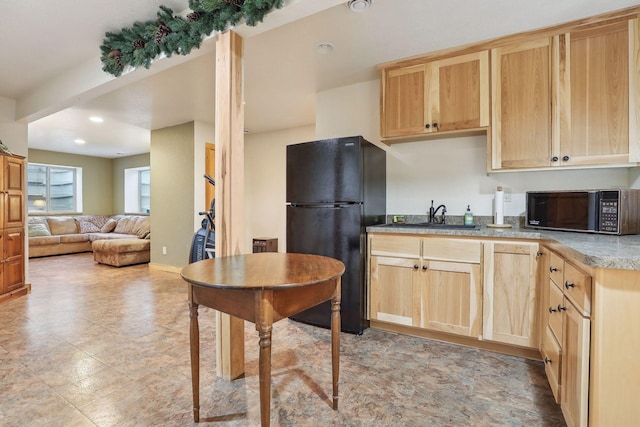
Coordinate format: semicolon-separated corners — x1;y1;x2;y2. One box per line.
464;205;474;226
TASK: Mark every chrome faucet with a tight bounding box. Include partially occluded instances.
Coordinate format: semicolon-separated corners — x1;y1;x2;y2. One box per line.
428;200;447;224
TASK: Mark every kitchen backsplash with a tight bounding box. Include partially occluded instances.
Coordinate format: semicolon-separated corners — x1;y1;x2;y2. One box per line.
386;215;524;227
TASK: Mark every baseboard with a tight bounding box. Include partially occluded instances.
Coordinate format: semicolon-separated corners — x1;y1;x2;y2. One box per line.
148;263;182;274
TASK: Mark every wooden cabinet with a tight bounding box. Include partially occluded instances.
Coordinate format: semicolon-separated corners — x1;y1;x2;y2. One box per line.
542;249;591;427
369;234;421;326
490;38;553;170
381;51;489;140
368;234;482;337
556;19;639;167
483;241;539;348
419;238;482;337
491;18;640;171
0;155;26;303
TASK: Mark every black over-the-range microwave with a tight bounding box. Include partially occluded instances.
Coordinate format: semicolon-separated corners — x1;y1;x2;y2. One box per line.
525;189;640;235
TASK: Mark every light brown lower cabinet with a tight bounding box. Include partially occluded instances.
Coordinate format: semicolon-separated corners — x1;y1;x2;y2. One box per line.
369;254;420;326
483;241;539;348
369;235;421;326
418;259;482;337
542;249;591;427
368;234;481;336
561;296;590;427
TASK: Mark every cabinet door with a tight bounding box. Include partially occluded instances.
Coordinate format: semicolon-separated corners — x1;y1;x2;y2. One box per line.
541;325;562;403
418;260;482;337
436;51;489;132
491;38;553;170
561;298;590;427
381;64;428;138
4;156;24;228
557;21;632;166
483;241;539;348
369;255;419;326
3;228;24;293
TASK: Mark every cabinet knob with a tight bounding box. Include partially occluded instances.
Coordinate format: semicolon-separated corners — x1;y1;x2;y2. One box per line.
425;124;430;129
549;306;557;313
552;156;559;162
422;265;428;271
562;155;570;161
549;266;558;273
558;304;567;311
536;251;543;257
432;122;438;129
544;357;552;364
414;264;419;270
564;281;575;289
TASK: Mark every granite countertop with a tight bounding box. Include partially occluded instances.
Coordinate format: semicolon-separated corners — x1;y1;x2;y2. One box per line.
366;223;640;271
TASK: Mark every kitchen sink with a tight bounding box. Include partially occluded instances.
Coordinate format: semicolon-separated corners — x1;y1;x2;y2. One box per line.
379;223;480;230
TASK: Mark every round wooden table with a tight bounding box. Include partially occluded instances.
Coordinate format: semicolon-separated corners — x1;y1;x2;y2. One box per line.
181;252;345;427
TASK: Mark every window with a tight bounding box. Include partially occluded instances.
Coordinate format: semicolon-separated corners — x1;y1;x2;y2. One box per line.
28;163;82;213
139;169;150;213
124;167;150;214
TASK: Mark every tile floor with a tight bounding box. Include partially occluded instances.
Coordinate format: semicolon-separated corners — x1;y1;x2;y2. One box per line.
0;253;566;426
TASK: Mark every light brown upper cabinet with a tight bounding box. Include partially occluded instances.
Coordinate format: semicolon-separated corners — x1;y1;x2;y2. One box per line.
380;51;489;141
556;19;639;167
491;18;640;171
490;38;554;170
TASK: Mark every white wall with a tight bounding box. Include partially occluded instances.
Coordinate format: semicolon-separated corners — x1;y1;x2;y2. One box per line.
315;80;633;217
244;125;315;252
0;96;28;156
316;80;380;144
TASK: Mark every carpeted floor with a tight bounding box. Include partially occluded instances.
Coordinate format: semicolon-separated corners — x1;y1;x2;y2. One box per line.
0;253;566;426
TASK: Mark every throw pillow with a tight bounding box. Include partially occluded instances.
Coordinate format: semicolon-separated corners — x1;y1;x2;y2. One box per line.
28;223;51;237
101;219;117;233
79;220;100;233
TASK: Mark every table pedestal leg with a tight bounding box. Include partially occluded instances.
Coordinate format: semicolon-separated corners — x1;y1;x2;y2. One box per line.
189;300;200;422
331;280;341;410
257;324;272;426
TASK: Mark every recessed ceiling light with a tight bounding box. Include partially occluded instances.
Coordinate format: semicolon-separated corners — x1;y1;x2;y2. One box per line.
347;0;371;12
74;139;86;144
89;116;104;123
315;42;335;54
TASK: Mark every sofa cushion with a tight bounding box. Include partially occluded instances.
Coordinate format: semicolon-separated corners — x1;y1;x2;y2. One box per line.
29;235;61;246
48;217;78;235
79;220;101;233
87;233;138;241
113;216;150;238
60;234;90;244
28;223;51;237
101;219;117;233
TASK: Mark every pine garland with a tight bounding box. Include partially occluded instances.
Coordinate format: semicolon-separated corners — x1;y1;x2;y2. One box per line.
100;0;284;77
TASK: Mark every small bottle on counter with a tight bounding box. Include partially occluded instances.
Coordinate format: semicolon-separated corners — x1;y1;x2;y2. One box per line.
464;205;474;226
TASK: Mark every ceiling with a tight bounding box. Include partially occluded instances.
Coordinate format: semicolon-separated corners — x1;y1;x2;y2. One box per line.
5;0;640;158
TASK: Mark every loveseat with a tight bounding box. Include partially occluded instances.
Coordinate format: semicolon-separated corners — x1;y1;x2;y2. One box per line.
28;215;150;263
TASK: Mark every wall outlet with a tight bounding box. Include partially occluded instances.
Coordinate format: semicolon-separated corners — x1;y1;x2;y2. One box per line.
162;246;167;255
504;191;511;202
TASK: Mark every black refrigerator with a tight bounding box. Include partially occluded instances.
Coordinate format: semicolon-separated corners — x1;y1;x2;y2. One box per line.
286;136;386;334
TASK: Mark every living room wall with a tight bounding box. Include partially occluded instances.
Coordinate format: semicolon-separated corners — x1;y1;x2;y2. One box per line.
27;149;114;214
112;153;150;214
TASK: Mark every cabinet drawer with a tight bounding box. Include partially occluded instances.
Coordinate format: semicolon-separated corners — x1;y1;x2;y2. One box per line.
542;325;562;403
423;238;481;263
563;262;592;316
549;252;564;287
370;235;421;258
548;280;564;343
